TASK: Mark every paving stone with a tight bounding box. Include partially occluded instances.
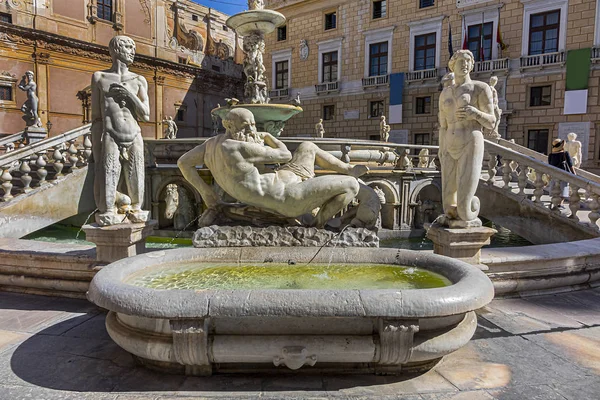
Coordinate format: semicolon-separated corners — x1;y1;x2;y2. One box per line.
421;391;494;400
323;370;457;395
112;367;185;394
524;291;600;326
0;385;118;400
487;384;567;400
524;326;600;376
0;329;30;355
479;298;583;335
179;374;263;393
263;375;324;391
60;313;111;341
551;376;600;400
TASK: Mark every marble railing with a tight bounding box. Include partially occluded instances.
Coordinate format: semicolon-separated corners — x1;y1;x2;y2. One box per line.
484;139;600;231
0;124;92;202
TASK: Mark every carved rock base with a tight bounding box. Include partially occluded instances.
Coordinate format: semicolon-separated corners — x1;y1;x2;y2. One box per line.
192;225;379;248
83;220;157;264
426;224;497;270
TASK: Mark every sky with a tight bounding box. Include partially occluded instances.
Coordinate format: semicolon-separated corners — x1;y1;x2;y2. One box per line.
192;0;248;16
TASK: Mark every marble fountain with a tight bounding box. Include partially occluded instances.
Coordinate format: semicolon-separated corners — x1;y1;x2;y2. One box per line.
86;2;496;376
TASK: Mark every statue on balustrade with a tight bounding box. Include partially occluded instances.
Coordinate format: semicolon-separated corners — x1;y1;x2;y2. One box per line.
438;50;496;228
315;119;325;138
18;71;42;128
483;76;502;140
91;36;150;226
380;115;390;142
565;132;583;169
178;108;379;229
162;116;178;139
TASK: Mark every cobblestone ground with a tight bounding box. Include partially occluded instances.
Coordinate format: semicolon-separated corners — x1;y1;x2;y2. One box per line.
1;289;599;400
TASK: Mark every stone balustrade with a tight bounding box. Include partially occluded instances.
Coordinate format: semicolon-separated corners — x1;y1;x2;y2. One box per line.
0;124;92;202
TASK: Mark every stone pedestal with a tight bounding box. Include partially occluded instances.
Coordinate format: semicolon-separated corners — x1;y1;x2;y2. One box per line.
24;127;47;145
426;225;497;270
83;220;157;264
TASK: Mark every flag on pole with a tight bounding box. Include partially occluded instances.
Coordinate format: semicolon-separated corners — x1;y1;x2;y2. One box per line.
479;13;485;61
448;19;454;57
496;20;507;51
462;16;468;50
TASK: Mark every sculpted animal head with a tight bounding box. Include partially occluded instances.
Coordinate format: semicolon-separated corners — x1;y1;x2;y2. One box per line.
164;184;179;220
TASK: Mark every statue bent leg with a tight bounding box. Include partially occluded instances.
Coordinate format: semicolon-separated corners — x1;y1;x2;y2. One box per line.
122;135;148;223
96;133;124;226
282;141;368;179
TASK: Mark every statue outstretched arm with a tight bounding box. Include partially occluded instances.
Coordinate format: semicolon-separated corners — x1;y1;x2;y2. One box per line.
178;143;220;209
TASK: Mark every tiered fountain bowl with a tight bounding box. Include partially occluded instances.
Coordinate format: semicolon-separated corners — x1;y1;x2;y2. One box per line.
212;103;303;137
87;247;494;376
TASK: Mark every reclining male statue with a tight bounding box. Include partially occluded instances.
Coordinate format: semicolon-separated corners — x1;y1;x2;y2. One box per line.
178;108;372;229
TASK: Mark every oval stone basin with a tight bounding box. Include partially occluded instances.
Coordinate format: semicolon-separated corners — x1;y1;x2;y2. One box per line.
88;247;494;376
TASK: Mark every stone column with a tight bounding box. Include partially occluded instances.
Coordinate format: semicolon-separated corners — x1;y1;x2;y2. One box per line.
83;220;158;264
426;225;496;270
154;75;165;139
33;52;50;131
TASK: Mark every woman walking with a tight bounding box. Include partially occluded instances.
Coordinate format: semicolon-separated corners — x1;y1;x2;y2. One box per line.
548;138;576;208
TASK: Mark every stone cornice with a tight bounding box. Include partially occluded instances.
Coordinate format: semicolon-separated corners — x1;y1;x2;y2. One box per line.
0;21;243;88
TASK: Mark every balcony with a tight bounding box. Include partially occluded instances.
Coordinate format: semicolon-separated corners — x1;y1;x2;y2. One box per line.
315;81;340;94
473;58;509;74
520;52;565;70
406;68;439;83
269;88;290;99
362;74;389;88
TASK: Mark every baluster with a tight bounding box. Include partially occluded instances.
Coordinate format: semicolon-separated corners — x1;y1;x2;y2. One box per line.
549;175;562;211
502;158;512;189
569;184;581;221
517;164;528;195
82;134;93;164
533;169;545;203
19;155;32;193
587;190;600;231
486;152;497;185
68;140;79;170
36;152;48;185
1;168;13;201
52;146;64;179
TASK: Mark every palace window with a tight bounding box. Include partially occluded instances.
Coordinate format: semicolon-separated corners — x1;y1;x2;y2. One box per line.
177;108;185;122
0;86;12;101
0;12;12;23
414;133;430;145
419;0;434;9
415;96;431;115
530;85;552;107
277;25;287;41
373;1;386;19
192;14;199;22
467;22;493;62
370;100;384;118
325;12;337;30
528;129;550;154
97;0;113;22
529;10;560;55
275;60;289;89
322;51;338;83
414;33;436;71
369;42;388;76
323;104;335;120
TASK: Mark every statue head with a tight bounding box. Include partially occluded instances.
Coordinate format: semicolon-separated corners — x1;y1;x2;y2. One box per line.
448;50;474;76
568;132;577;141
380;115;386;122
24;71;34;80
222;108;263;144
168;116;173;121
109;35;136;66
489;76;498;88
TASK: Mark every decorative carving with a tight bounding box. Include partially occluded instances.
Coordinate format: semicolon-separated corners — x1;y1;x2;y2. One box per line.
164;183;197;231
242;32;268;104
33;52;51;65
0;0;22;9
154;75;166;85
378;320;419;365
273;346;317;370
170;319;210;367
173;3;204;52
87;0;98;23
299;39;309;60
139;0;151;25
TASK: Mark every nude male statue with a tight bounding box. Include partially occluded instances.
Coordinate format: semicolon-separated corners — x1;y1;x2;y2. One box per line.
162;116;178;139
438;50;496;227
178;108;368;228
565;132;583;168
91;36;150;226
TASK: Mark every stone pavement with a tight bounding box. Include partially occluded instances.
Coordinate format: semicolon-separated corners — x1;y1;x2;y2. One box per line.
0;289;600;400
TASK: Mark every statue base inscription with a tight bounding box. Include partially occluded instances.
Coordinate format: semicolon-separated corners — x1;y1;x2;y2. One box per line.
425;224;496;270
83;220;157;264
193;225;379;248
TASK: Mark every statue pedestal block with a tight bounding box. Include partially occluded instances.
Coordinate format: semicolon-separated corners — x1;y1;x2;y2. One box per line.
24;127;47;145
83;220;158;264
426;225;497;270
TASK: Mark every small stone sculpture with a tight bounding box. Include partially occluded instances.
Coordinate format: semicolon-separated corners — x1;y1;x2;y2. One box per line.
18;71;42;127
248;0;264;10
291;92;301;106
565;132;582;168
315;119;325;138
484;76;502;140
164;183;197;230
178;108;372;229
418;148;430;168
380;115;390;142
212;112;219;136
91;36;150;226
396;148;413;171
299;39;309;60
438;50;496;227
162;116;178;139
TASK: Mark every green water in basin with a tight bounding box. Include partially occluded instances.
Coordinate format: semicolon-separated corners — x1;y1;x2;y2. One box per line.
128;262;452;290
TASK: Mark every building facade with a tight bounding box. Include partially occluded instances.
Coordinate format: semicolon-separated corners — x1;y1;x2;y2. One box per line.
265;0;600;171
0;0;244;138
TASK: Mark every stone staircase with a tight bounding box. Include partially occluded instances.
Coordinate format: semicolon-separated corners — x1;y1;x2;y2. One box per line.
0;124;96;238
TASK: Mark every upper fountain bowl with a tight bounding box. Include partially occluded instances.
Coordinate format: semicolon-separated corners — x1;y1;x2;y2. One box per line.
212;103;303;137
227;10;286;36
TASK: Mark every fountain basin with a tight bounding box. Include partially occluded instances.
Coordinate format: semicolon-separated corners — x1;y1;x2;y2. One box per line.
226;10;286;36
212;104;303;137
87;247;494;376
